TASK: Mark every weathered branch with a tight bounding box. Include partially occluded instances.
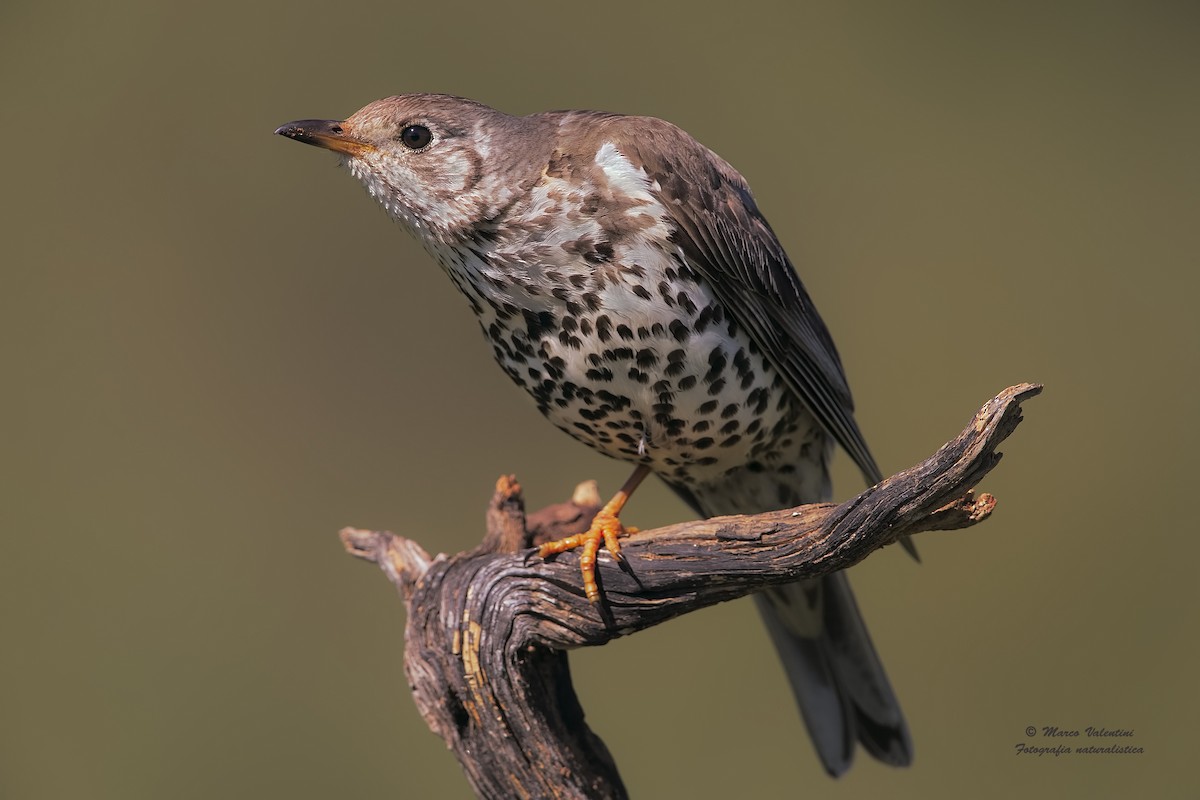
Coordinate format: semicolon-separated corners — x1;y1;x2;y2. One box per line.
340;383;1041;799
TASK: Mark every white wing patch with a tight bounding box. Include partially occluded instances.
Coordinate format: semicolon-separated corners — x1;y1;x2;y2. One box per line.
595;141;657;204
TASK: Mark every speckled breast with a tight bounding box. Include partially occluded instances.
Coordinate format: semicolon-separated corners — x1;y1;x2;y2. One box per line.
441;247;814;488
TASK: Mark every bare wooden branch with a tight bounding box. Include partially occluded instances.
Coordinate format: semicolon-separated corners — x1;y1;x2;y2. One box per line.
339;383;1041;799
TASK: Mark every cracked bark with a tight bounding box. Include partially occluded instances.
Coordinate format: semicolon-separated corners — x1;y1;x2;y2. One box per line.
340;383;1041;799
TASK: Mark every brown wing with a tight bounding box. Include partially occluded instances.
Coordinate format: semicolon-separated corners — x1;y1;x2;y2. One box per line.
626;119;883;486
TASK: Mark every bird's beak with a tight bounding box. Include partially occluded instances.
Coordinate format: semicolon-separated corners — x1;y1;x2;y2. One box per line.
274;119;376;157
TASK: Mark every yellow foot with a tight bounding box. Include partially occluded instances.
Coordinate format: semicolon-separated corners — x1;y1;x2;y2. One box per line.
538;510;631;603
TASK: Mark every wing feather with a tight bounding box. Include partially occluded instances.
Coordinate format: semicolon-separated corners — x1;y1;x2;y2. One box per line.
627;123;884;486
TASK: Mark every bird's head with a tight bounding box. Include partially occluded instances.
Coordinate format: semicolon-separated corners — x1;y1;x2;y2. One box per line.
276;94;550;243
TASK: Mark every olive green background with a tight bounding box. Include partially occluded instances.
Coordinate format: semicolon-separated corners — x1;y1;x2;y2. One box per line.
3;1;1196;798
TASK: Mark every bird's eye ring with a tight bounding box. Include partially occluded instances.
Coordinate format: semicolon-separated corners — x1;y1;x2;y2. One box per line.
399;124;433;150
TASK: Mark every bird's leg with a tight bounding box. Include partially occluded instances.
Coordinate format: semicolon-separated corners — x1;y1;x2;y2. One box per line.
537;464;652;603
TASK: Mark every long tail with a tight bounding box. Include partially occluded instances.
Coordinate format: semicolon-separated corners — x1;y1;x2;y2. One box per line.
756;575;912;776
667;474;911;776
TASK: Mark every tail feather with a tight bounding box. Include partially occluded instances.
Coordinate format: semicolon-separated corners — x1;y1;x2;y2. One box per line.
666;478;911;775
757;574;912;775
754;591;855;775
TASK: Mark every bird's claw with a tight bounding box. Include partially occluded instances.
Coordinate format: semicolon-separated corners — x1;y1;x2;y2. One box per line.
538;510;631;603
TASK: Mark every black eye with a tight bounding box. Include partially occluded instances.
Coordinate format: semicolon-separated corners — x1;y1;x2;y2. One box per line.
399;124;432;150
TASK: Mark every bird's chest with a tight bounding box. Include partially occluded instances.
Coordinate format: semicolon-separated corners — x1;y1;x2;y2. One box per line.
445;245;802;482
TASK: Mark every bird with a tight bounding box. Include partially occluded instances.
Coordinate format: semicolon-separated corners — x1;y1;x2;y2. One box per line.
276;93;913;777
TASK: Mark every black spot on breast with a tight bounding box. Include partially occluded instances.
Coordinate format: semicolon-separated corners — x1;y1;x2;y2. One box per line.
596;315;612;342
698;399;718;414
585;367;614;382
623;263;646;278
707;378;726;396
669;319;689;342
636;349;658;368
616;324;634;341
632;284;652;301
522;309;556;340
733;350;752;375
594;389;620;405
595;241;614;261
603;347;634;361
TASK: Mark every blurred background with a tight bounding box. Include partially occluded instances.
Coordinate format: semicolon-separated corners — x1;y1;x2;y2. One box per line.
2;1;1196;798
